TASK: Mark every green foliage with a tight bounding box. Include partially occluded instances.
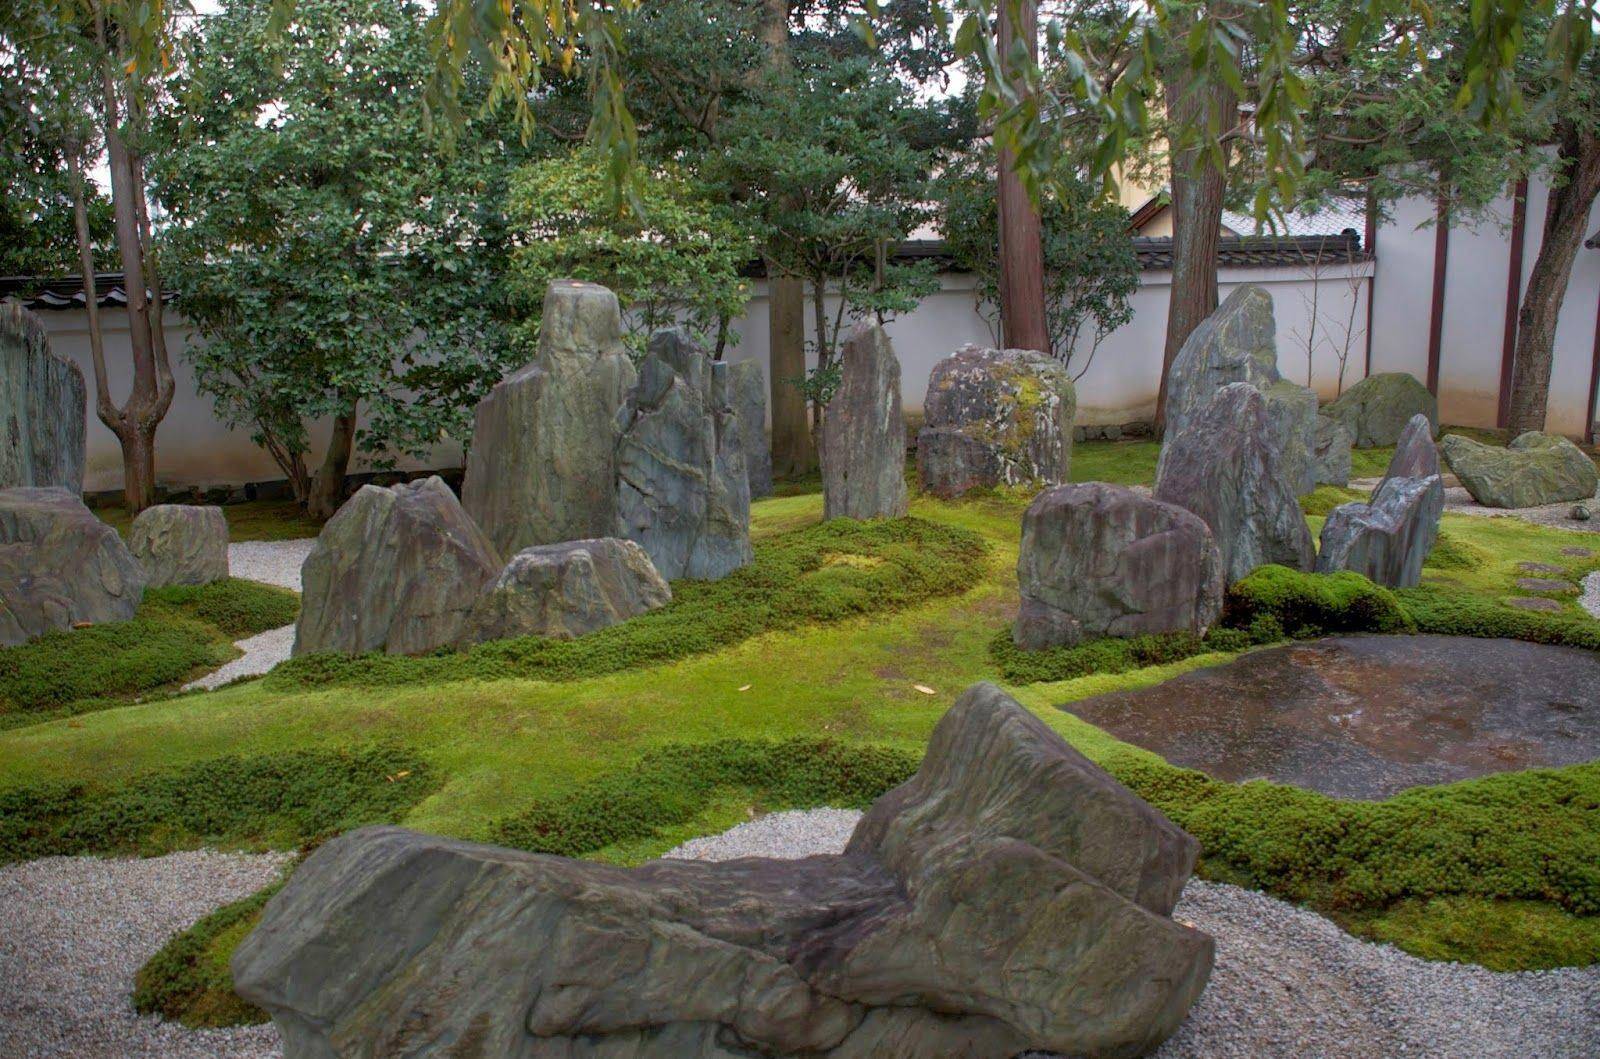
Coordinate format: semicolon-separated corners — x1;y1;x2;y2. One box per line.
1222;565;1413;637
134;881;283;1028
146;579;300;639
0;745;435;864
495;738;918;857
269;517;987;692
990;616;1285;685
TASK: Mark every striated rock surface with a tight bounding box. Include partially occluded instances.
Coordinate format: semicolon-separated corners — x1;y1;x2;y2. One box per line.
1313;415;1353;487
1160;285;1319;495
0;304;86;493
294;476;500;656
465;537;670;644
128;505;228;587
1440;431;1597;509
0;487;143;646
234;682;1212;1059
1323;372;1437;447
1014;482;1223;650
821;322;908;520
615;329;752;580
1316;474;1443;588
1155;383;1315;584
729;360;774;500
461;281;638;557
916;346;1075;498
1377;412;1440;493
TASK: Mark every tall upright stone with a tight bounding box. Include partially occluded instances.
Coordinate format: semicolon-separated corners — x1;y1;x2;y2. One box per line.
1378;412;1440;491
461;281;637;557
728;360;774;499
1316;474;1442;588
1159;285;1319;495
1312;415;1354;487
0;304;86;493
821;322;908;520
614;329;752;580
0;487;144;646
1155;382;1316;584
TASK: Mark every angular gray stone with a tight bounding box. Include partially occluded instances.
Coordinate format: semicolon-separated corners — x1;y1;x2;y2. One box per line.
1155;382;1316;584
821;322;908;520
465;537;670;644
461;281;638;557
0;487;144;646
916;346;1075;498
1;304;86;493
1160;285;1319;495
1441;431;1599;509
1378;413;1440;491
1323;372;1438;447
293;476;500;656
1014;482;1223;650
1313;415;1353;487
234;682;1212;1059
728;361;774;500
1315;474;1443;588
127;505;228;587
615;329;752;581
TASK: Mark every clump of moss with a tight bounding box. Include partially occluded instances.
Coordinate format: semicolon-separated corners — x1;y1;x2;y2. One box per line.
1421;530;1491;571
1222;565;1413;637
134;881;284;1027
989;616;1285;685
146;578;300;638
1299;484;1367;517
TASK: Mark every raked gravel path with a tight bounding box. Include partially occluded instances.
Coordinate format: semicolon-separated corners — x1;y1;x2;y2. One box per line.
184;539;313;691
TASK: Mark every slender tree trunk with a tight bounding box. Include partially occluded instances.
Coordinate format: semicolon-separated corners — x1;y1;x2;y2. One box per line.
308;403;359;520
1507;124;1600;435
68;149;115;433
995;0;1048;353
769;272;814;476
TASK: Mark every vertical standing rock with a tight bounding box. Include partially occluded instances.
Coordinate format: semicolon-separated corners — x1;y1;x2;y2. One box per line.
0;487;144;645
1155;382;1316;584
728;361;774;500
1378;413;1441;491
0;304;86;493
821;322;908;520
1316;473;1442;588
128;504;229;586
1313;415;1354;488
461;281;637;557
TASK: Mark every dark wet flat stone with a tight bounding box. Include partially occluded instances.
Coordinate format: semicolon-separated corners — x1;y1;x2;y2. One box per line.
1505;597;1565;612
1518;561;1567;574
1562;546;1593;556
1515;577;1576;593
1060;635;1600;799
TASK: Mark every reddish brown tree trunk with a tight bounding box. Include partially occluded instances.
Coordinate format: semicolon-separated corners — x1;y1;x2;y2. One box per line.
308;404;359;520
1507;123;1600;435
768;272;814;476
995;0;1048;353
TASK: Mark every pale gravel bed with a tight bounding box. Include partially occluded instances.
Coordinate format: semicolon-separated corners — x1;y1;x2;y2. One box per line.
0;849;293;1059
182;539;313;691
1351;476;1600;533
185;625;298;691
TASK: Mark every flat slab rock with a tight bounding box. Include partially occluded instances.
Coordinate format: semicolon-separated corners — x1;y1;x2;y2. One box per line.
0;486;144;646
1062;634;1600;799
235;683;1212;1058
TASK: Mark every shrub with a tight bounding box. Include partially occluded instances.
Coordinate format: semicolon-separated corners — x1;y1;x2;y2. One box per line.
134;881;283;1027
1222;565;1412;637
146;578;300;638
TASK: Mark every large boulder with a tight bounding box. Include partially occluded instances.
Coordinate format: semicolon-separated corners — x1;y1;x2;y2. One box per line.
1159;285;1319;495
728;360;774;500
1014;482;1223;650
1323;372;1437;447
614;329;753;580
1;304;86;493
294;476;500;656
234;683;1212;1059
1377;413;1440;490
128;504;228;587
461;281;638;557
1312;415;1353;487
465;538;670;644
1316;474;1443;588
916;346;1075;498
1441;431;1599;508
821;322;908;520
0;487;144;646
1155;382;1316;584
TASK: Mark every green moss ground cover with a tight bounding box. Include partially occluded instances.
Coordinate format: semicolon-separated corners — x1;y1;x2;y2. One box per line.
96;499;324;542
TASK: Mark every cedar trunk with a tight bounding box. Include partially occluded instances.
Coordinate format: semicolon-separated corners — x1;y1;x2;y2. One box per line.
769;272;815;476
995;0;1049;354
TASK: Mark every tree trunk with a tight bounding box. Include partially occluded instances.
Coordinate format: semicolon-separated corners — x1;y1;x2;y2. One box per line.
769;272;814;476
308;404;359;520
995;0;1049;353
1507;124;1600;435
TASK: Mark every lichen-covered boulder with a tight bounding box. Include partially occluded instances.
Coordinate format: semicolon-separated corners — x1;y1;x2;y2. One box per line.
0;487;143;646
294;476;500;656
1323;372;1437;447
1441;431;1598;509
1;304;86;493
729;360;774;500
1014;482;1223;650
916;346;1075;498
461;281;638;557
1316;474;1442;588
465;538;670;644
1160;285;1319;495
1378;413;1440;491
128;504;228;587
1313;415;1353;487
234;682;1212;1059
614;329;752;581
821;322;908;520
1155;382;1316;584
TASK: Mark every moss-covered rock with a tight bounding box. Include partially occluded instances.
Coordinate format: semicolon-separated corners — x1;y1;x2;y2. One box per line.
1441;431;1598;509
1323;372;1437;447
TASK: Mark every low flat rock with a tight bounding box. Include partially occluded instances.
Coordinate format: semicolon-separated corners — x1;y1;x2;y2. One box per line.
1506;596;1565;613
0;487;144;645
1322;372;1437;447
128;505;229;587
821;322;908;520
1441;431;1598;509
1516;577;1575;594
1062;634;1600;799
465;537;670;644
0;304;86;493
1315;474;1442;589
235;683;1212;1058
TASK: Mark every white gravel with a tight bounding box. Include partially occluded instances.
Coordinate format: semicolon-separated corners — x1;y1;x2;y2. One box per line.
1581;570;1600;620
1351;476;1600;533
0;849;293;1059
182;540;312;692
185;626;298;691
662;808;865;861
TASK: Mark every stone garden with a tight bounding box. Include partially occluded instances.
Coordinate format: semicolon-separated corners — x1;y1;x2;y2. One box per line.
5;271;1600;1059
